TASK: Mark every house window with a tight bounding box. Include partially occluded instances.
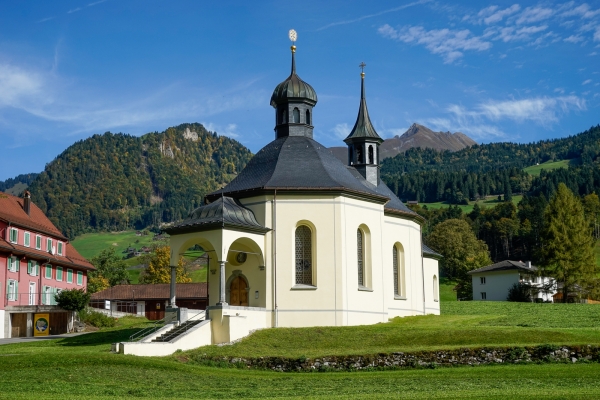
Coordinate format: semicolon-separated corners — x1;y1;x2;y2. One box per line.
480;277;486;285
29;282;36;306
24;232;31;247
292;107;300;123
57;242;64;256
67;269;73;283
77;271;83;286
8;257;19;272
43;286;51;305
28;260;39;276
9;228;18;244
433;275;439;302
393;243;406;297
45;264;52;280
357;229;364;287
7;279;18;301
295;225;313;285
305;109;311;125
481;292;487;300
56;266;63;281
47;238;53;253
36;235;42;250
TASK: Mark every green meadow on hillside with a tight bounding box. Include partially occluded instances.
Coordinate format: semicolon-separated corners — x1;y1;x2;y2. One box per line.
420;195;523;213
1;303;600;398
523;159;570;176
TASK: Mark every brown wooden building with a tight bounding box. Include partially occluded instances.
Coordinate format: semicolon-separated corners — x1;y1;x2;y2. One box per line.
90;283;207;320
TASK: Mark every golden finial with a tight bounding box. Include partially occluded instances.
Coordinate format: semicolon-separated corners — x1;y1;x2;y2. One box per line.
359;62;366;78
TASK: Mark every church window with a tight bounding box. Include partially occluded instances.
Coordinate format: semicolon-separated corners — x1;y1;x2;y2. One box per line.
293;107;300;123
357;229;364;286
393;243;406;297
306;109;311;125
356;145;363;164
348;147;353;165
281;109;287;124
295;225;313;285
433;275;439;302
368;146;374;164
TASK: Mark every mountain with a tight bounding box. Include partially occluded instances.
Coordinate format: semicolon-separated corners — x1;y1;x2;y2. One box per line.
27;123;252;239
0;173;39;196
328;123;476;163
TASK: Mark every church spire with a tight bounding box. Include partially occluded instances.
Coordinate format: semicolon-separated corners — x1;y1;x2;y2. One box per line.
345;63;382;186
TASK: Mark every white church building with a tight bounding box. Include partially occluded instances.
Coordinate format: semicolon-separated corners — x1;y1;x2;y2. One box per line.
122;39;441;355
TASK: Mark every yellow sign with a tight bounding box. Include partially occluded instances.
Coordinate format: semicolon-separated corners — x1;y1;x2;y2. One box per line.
34;314;50;336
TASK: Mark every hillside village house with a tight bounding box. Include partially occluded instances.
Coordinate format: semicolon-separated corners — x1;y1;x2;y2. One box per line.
120;40;442;356
0;191;94;338
468;260;556;302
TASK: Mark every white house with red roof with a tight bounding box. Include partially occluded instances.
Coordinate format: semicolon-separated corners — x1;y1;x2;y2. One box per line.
0;190;95;338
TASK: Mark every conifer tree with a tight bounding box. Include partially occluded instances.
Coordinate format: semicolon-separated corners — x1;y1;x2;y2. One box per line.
540;183;597;302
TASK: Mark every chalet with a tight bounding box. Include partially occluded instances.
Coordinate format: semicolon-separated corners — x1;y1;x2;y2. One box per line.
0;191;95;338
90;283;207;320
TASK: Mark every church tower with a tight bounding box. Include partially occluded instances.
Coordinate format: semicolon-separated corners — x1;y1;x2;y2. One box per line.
344;64;384;186
270;35;318;139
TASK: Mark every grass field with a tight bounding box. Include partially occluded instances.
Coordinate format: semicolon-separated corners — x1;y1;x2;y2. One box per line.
439;277;457;301
420;195;523;214
523;159;570;176
71;230;157;260
2;303;600;398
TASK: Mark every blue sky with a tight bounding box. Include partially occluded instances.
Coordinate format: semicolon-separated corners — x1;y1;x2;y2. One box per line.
1;0;599;180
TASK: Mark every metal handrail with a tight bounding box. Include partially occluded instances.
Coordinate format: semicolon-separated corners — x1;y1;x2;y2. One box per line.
181;310;206;334
128;317;167;342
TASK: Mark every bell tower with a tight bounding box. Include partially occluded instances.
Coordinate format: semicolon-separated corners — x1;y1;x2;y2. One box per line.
344;63;383;186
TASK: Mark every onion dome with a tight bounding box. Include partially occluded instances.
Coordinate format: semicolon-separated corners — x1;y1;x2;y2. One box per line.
270;45;318;107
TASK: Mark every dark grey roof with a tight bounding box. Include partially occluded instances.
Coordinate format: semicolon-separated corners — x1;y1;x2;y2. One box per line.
467;260;537;275
344;75;383;144
164;196;269;235
270;48;317;107
422;243;442;259
208;136;391;203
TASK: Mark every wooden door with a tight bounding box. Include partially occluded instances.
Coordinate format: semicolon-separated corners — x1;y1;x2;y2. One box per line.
49;312;68;335
11;313;27;338
229;276;248;306
145;301;165;321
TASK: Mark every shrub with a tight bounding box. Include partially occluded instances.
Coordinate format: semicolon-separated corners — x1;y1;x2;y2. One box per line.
55;288;91;312
78;308;116;328
507;283;532;302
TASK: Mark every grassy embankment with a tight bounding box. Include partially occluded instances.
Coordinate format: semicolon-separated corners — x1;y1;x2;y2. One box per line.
1;302;600;398
71;231;207;283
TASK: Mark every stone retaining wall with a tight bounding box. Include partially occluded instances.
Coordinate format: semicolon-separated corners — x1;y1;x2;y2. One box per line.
190;345;600;372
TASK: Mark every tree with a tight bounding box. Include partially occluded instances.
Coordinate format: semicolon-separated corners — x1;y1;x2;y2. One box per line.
89;247;129;291
87;275;109;294
506;283;532;302
426;219;492;300
140;246;191;284
55;288;91;312
539;183;597;303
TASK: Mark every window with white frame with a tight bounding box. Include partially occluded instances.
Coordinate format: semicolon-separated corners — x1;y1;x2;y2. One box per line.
481;292;487;300
56;266;63;281
57;241;64;256
393;243;406;298
67;269;73;283
27;260;38;276
480;277;486;285
77;271;83;285
357;229;365;287
43;286;51;305
36;235;42;250
45;264;52;280
295;225;313;286
8;256;19;272
47;238;52;252
24;232;31;247
9;228;18;244
7;279;18;301
433;275;439;302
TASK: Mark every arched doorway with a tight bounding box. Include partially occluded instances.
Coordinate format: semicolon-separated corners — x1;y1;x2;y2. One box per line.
230;276;248;306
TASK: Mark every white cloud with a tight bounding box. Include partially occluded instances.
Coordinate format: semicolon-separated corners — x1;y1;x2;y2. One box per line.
477;4;521;25
583;79;592;85
202;123;239;138
331;123;351;140
425;117;505;140
0;63;44;106
516;7;554;24
496;25;548;42
564;34;585;43
560;3;600;19
595;27;600;41
473;96;585;123
378;24;491;63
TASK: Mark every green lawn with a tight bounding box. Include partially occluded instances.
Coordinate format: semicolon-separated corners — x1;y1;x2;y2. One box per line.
71;230;157;260
2;305;600;398
439;277;456;301
421;195;523;213
523;159;570;176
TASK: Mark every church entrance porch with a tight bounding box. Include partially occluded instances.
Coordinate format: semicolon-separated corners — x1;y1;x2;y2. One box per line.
229;276;249;306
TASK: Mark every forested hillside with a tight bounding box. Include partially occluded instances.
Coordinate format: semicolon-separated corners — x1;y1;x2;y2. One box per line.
28;123;252;238
382;125;600;203
0;173;39;195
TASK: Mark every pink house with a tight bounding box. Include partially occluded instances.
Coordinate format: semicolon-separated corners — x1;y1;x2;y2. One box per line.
0;190;95;338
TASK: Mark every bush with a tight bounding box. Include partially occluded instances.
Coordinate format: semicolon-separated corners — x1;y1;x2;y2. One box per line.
78;308;117;328
507;283;532;302
55;288;91;312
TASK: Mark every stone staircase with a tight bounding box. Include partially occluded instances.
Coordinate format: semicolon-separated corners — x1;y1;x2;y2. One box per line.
151;319;205;343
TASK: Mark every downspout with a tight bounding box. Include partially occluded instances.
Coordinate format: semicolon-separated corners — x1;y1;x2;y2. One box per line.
420;229;426;315
272;189;278;327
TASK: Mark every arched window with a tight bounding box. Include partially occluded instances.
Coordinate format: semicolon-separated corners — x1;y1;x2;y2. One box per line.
433;275;439;302
357;229;364;286
393;243;406;297
293;108;300;123
295;225;312;285
368;146;374;164
305;109;311;125
281;109;287;124
356;145;363;164
348;147;353;165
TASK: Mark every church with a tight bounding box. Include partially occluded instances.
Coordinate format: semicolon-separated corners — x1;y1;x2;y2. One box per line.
162;37;441;345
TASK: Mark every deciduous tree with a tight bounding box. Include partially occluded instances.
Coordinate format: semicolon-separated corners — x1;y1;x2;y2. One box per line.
140;246;191;284
89;247;129;291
